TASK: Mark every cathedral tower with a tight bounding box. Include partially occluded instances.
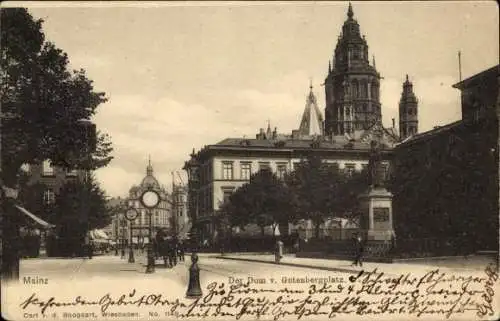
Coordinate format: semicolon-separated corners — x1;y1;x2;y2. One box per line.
398;75;419;139
324;3;382;136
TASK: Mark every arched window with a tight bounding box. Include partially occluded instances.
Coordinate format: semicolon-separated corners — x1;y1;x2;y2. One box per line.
360;80;368;97
371;82;379;100
351;80;359;98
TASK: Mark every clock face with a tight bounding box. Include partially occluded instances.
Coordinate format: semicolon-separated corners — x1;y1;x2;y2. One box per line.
125;208;138;221
141;190;160;208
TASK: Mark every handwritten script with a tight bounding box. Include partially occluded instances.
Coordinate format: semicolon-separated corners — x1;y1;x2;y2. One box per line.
20;264;498;320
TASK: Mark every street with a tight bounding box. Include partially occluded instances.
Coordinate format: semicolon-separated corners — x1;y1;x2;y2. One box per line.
18;252;340;285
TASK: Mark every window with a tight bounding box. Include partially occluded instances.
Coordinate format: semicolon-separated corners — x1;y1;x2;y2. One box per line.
43;189;55;205
222;162;233;180
277;164;287;179
258;162;271;172
240;162;251;180
20;163;31;174
222;190;232;204
345;163;356;176
42;160;54;176
351;80;359;98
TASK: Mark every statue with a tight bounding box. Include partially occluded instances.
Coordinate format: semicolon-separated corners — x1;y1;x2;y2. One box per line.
368;139;385;188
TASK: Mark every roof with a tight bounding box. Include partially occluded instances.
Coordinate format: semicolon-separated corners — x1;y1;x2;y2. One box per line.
212;122;399;153
453;65;499;90
298;87;324;136
396;120;462;147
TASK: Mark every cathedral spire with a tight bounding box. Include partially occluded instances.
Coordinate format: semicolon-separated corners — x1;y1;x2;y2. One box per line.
347;2;354;19
298;85;324;137
328;60;331;73
372;55;376;68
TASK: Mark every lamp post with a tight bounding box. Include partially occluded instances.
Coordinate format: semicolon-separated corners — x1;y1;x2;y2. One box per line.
121;217;126;259
183;150;200;254
125;208;138;263
140;188;160;274
114;213;120;256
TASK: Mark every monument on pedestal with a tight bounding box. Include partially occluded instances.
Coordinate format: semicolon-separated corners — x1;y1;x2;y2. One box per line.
358;128;396;242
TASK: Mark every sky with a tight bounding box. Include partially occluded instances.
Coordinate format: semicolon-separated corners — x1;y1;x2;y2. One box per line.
10;1;499;198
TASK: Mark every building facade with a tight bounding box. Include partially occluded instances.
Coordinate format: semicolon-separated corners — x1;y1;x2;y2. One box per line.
185;115;398;243
392;65;499;252
172;183;190;240
21;161;83;207
126;159;172;245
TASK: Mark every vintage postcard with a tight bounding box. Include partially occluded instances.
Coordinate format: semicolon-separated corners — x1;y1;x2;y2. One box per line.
1;1;499;320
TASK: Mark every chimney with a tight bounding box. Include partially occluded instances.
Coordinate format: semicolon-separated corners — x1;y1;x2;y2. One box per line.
392;118;395;128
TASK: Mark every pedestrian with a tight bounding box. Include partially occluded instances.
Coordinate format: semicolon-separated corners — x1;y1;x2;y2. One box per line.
177;241;184;262
352;233;364;267
275;238;284;263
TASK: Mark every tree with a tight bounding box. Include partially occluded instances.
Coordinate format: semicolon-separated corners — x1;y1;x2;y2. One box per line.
51;176;111;256
285;154;367;239
1;8;113;185
1;8;113;278
223;169;298;236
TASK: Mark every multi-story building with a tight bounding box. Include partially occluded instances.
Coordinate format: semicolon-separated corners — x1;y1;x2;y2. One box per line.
126;159;172;245
104;196;126;241
184;92;399;243
392;65;499;252
21;161;83;206
184;4;417;244
172;183;190;240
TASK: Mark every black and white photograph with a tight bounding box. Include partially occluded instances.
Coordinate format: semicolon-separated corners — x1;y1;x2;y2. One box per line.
1;1;499;320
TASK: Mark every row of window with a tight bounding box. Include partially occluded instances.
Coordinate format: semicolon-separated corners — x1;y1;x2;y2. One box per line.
219;161;373;181
222;161;289;180
34;160;78;177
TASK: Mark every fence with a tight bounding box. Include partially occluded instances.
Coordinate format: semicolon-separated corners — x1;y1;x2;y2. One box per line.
291;228;359;241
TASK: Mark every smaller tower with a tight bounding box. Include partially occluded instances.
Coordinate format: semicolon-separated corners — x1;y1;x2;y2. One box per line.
298;83;324;137
398;75;419;140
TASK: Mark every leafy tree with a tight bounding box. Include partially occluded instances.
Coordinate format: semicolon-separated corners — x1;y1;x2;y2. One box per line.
285;154;367;239
1;8;113;277
222;169;298;236
51;176;111;256
1;8;113;186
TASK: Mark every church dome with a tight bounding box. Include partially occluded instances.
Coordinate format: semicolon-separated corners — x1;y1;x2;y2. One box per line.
141;175;160;189
140;157;160;189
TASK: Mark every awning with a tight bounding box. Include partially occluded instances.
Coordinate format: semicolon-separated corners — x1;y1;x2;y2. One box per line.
15;205;55;229
90;229;110;240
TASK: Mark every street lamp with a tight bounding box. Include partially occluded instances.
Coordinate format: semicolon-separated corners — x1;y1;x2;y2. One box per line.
140;188;160;274
125;208;138;263
183;150;200;254
121;217;126;259
114;212;120;256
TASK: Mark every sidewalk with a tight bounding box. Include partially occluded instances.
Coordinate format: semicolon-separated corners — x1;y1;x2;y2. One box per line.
215;253;491;276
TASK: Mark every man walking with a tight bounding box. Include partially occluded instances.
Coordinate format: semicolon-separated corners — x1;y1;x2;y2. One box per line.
352;233;364;267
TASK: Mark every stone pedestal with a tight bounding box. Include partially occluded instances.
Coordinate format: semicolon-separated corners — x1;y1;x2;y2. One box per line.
358;187;395;241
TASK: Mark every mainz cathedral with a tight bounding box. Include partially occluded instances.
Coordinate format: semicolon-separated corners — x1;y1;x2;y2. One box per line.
323;3;418;141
